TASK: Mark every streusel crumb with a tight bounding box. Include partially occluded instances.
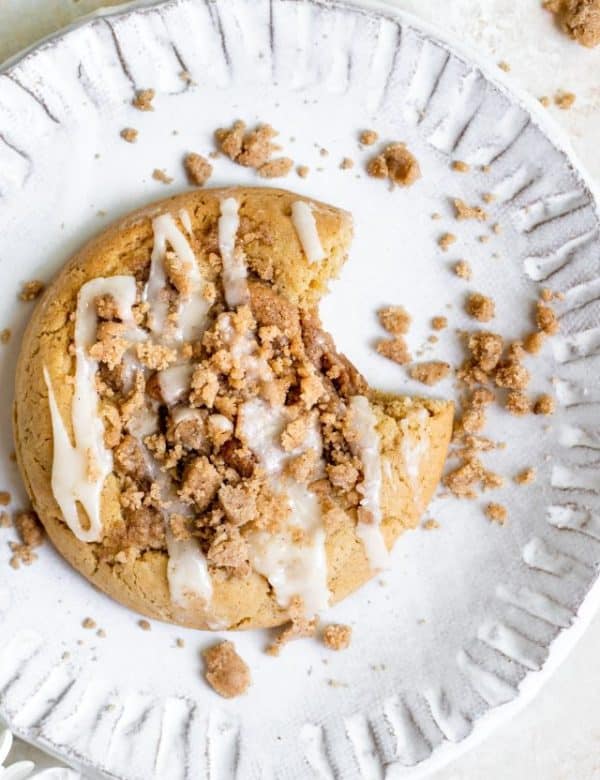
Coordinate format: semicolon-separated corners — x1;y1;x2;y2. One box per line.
152;169;173;185
505;390;531;415
378;305;411;335
132;89;155;111
340;157;354;170
120;127;138;143
0;491;10;506
515;467;536;484
258;157;294;178
82;617;96;629
523;331;545;354
367;143;421;187
267;597;317;656
439;233;457;251
466;293;495;322
432;316;448;330
544;0;600;47
0;329;11;344
322;624;352;651
376;338;411;365
19;280;45;302
454;260;472;279
554;90;576;109
138;619;151;631
485;502;507;524
451;160;470;172
533;394;555;415
536;302;559;335
203;641;251;698
184;153;213;186
359;129;378;146
498;60;511;72
409;361;451;386
296;165;309;178
453;198;488;221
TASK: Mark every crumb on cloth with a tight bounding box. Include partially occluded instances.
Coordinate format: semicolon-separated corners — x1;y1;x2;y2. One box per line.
376;337;411;365
120;127;138;143
378;306;411;336
367;143;421;187
409;361;451;386
132;89;155;111
543;0;600;48
322;624;352;651
202;640;251;698
184;153;213;186
485;502;507;524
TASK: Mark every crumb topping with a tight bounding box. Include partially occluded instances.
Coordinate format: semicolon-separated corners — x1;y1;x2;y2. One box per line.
544;0;600;47
466;293;495;322
485;502;507;524
120;127;138;143
439;233;456;251
215;120;292;176
409;361;450;386
378;305;411;335
454;260;472;279
359;129;379;146
322;623;352;650
152;169;173;185
367;143;421;187
132;89;155;111
184;153;213;186
453;198;488;221
376;338;411;365
203;640;251;698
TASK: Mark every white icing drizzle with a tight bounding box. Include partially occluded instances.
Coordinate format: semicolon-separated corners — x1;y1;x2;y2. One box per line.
146;212;210;342
44;276;139;542
179;208;192;235
291;200;325;264
158;363;193;405
167;531;213;610
240;398;329;616
400;407;430;508
218;197;249;308
217;312;272;383
348;395;388;572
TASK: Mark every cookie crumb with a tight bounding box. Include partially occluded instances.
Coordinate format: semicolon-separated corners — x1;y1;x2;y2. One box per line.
536;302;559;335
296;165;310;178
359;129;378;146
19;280;45;302
132;89;155;111
184;153;213;186
378;305;411;336
120;127;138;143
439;233;457;251
340;157;354;170
453;198;488;221
176;638;185;648
138;619;151;631
515;467;536;484
423;518;440;530
523;331;545;354
322;624;352;651
0;491;10;506
539;95;551;107
432;316;448;330
267;596;317;655
152;168;173;185
82;617;96;629
409;361;451;386
482;192;496;203
554;90;576;109
454;260;472;280
431;212;442;220
485;502;507;524
258;157;294;178
498;60;511;72
97;628;106;638
544;0;600;48
202;641;251;698
533;394;555;415
505;390;531;416
466;292;495;322
0;329;11;344
451;160;470;173
0;512;11;528
367;143;421;187
376;338;411;365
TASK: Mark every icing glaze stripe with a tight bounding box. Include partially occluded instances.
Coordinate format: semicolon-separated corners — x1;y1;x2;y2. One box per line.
291;200;325;264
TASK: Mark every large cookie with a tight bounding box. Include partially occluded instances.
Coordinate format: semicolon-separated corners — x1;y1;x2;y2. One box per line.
14;186;453;630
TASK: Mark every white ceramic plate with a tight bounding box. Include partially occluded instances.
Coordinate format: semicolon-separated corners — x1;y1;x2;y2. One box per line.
1;1;600;777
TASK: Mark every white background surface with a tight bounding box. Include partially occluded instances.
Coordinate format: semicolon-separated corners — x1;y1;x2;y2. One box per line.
0;1;599;778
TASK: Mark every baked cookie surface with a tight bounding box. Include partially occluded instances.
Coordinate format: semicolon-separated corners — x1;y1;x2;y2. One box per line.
14;186;453;630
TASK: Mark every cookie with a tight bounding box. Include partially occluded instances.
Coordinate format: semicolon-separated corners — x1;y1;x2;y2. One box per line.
14;186;453;630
